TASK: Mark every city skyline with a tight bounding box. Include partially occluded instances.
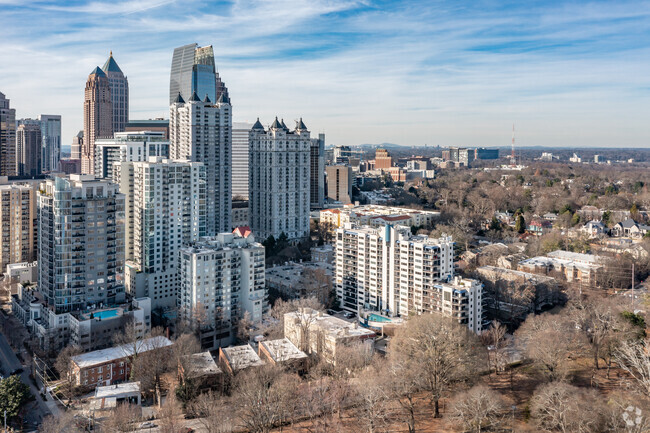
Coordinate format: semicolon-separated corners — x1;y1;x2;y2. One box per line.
1;0;649;148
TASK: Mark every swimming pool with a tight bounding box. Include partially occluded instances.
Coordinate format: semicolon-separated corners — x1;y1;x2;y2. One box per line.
367;314;392;323
91;309;119;320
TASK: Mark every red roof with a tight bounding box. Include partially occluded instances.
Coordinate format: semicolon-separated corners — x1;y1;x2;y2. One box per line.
378;215;410;222
233;226;253;238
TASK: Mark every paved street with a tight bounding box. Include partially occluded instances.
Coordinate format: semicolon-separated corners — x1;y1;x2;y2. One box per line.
0;330;55;428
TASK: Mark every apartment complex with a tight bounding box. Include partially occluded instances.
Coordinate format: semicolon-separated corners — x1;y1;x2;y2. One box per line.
283;308;375;364
38;175;125;314
424;277;483;334
249;117;311;241
114;158;206;309
82;67;113;174
374;148;393;169
0;91;16;176
335;224;454;315
170;91;232;235
232;122;252;200
325;164;353;204
320;205;440;232
102;52;129;133
95;131;169;179
310;134;325;209
178;232;265;349
16;123;42;176
518;250;605;286
0;182;37;271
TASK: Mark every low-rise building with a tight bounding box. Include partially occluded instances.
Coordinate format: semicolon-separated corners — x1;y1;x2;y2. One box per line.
179;352;223;391
70;336;173;387
258;338;308;372
284;308;376;364
581;220;608;237
320;205;440;232
612;219;650;238
311;244;334;263
218;344;265;374
518;250;605;286
90;382;141;412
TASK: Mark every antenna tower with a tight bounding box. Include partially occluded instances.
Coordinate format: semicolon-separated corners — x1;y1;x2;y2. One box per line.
510;124;516;167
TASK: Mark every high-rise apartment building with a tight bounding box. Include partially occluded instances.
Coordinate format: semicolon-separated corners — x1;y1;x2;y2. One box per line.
374;148;393;170
102;52;129;133
0;182;37;271
71;131;83;160
40;115;62;173
170;92;231;235
325;164;352;204
38;175;125;314
310;134;325;209
169;43;229;105
179;232;265;349
114;158;206;309
335;224;454;316
0;91;16;176
232;121;253;200
82;67;113;174
249;117;310;241
125;119;169;139
95;131;169;179
16;122;42;176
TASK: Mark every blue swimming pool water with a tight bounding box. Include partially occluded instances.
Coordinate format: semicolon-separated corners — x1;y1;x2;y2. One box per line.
92;309;119;319
367;314;392;323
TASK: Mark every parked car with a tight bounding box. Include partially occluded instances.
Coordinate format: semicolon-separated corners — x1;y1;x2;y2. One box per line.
139;422;156;429
11;367;24;375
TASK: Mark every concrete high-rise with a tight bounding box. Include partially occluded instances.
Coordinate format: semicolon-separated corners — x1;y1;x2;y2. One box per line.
232;121;253;200
179;232;265;349
102;52;129;133
325;164;352;204
249;117;310;241
310;133;325;209
114;158;206;309
39;115;62;173
169;43;229;105
335;224;454;315
0;182;37;271
82;67;113;175
170;92;231;235
0;91;16;176
16;122;42;176
38;175;125;314
71;131;83;160
374;148;393;170
95;131;169;179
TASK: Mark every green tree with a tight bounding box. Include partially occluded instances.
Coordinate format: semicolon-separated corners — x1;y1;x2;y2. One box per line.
571;212;581;226
262;235;276;255
602;211;611;226
489;217;501;232
0;375;31;418
515;215;526;233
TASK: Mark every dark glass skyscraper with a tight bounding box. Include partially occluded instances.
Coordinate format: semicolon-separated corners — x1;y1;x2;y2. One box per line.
169;43;229;105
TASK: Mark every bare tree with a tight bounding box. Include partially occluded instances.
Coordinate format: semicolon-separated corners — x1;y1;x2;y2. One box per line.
188;391;234;433
54;344;82;402
604;390;650;433
615;339;650;395
385;358;420;433
171;333;201;384
451;385;506;433
158;394;185;433
299;267;333;308
39;412;83;433
481;320;508;375
390;313;485;417
530;382;606;433
100;403;142;432
131;328;171;407
354;364;391;433
515;313;587;381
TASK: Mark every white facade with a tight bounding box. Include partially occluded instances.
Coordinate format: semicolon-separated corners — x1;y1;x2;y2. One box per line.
170;94;231;235
335;224;454;316
95;131;169;179
232;122;252;200
179;233;265;349
114;158;206;309
249;118;310;241
429;277;483;334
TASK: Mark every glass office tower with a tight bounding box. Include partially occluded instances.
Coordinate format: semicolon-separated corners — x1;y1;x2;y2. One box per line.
169;43;229;105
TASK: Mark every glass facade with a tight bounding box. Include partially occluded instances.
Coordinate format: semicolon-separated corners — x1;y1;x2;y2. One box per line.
169;43;228;105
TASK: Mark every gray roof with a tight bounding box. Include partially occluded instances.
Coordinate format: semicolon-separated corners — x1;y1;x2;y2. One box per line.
252;118;264;130
203;94;212;104
217;93;230;104
271;117;282;129
280;119;289;131
89;66;106;77
618;218;638;229
102;53;123;74
296;118;308;130
189;91;201;102
173;92;185;104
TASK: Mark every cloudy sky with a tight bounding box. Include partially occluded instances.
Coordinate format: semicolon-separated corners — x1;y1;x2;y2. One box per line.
1;0;649;148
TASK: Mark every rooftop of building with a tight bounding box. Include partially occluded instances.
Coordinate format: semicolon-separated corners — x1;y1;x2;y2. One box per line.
221;344;265;371
126;119;169;126
184;352;222;377
260;338;308;362
182;233;262;254
71;336;173;369
94;382;140;399
476;266;557;282
285;308;376;339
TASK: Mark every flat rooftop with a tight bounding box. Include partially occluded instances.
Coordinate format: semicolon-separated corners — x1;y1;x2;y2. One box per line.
260;338;307;362
221;344;265;371
95;382;140;399
185;352;222;377
72;336;173;369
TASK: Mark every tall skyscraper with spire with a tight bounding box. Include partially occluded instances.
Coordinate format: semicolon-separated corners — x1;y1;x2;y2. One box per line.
82;67;113;174
169;43;229;105
102;52;129;133
0;91;16;176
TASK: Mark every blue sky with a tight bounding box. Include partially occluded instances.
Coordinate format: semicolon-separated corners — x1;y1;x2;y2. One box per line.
1;0;649;148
